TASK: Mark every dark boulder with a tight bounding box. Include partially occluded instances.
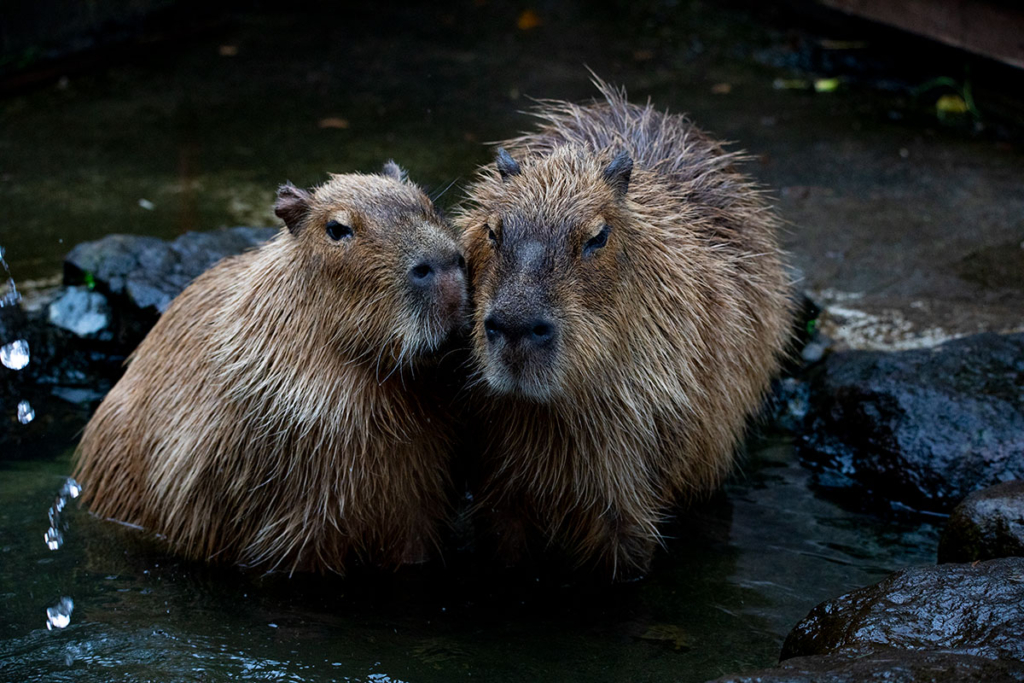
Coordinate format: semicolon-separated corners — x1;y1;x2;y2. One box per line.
1;304;115;455
707;648;1024;683
2;227;276;452
799;333;1024;513
63;227;276;349
939;481;1024;563
781;557;1024;661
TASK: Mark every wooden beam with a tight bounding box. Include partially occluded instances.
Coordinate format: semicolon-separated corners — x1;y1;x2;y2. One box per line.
819;0;1024;69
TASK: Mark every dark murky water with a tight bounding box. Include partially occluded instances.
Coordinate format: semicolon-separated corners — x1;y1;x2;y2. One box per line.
0;0;1003;680
0;436;939;682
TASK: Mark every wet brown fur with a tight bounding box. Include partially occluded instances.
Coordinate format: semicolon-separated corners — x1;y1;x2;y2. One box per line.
457;80;793;579
74;168;466;574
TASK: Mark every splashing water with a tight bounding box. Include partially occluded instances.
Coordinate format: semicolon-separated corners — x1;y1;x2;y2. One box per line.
1;339;29;370
45;597;74;630
17;400;34;424
0;277;20;308
0;247;33;425
44;527;63;551
44;478;82;551
0;245;20;308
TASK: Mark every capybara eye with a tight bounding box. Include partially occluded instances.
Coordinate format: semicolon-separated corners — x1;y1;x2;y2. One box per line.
487;227;498;245
458;254;467;271
583;224;611;257
326;220;354;241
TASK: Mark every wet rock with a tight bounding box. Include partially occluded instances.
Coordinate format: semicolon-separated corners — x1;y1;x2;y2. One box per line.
799;332;1024;513
707;648;1024;682
48;286;111;338
765;287;825;434
939;481;1024;563
0;333;119;454
781;557;1024;661
1;296;122;454
799;337;828;364
63;226;277;349
769;376;811;433
3;228;275;451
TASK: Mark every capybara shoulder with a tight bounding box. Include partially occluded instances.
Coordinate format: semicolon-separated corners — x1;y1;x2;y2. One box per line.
457;80;793;579
74;162;467;573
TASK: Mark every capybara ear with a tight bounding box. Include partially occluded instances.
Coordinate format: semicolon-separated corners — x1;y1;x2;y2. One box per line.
382;160;408;182
496;148;521;181
275;183;313;235
603;150;633;196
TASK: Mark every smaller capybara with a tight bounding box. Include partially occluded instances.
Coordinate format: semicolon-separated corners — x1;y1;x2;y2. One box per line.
74;162;467;574
457;80;793;579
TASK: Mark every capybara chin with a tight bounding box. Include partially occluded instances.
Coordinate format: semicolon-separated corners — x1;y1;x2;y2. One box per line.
457;80;793;580
73;162;468;574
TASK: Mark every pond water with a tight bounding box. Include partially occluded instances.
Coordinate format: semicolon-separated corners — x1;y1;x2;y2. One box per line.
0;434;940;682
1;0;1008;680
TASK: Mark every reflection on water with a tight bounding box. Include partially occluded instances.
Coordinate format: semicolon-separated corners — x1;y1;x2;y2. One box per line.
0;437;938;682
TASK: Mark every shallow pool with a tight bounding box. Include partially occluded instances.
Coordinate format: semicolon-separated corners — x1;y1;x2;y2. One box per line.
0;432;939;682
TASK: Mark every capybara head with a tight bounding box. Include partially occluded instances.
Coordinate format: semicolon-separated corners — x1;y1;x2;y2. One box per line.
275;162;467;364
461;146;639;400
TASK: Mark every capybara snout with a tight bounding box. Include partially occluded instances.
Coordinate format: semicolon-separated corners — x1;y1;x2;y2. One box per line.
407;240;467;343
467;146;637;402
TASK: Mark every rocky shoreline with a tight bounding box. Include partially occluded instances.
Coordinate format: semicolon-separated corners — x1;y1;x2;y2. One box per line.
1;227;1021;682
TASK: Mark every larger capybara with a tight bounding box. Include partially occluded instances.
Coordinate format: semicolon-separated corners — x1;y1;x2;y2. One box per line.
74;162;467;574
457;80;793;580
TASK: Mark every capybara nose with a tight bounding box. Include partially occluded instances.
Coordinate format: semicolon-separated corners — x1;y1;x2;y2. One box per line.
409;261;437;287
483;314;505;342
484;313;556;348
528;319;555;345
409;253;464;290
410;253;466;318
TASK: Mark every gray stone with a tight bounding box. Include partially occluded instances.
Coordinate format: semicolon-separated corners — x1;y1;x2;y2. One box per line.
64;226;277;315
62;226;277;350
939;481;1024;563
50;386;108;406
48;286;111;337
781;557;1024;662
799;332;1024;512
770;377;811;434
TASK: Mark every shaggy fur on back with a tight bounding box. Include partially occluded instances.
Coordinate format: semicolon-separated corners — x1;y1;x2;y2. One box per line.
74;169;466;574
457;80;793;579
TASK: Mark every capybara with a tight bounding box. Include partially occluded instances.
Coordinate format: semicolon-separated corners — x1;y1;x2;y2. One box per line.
457;81;793;579
74;162;467;574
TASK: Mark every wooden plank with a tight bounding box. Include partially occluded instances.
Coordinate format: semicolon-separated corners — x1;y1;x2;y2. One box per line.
819;0;1024;69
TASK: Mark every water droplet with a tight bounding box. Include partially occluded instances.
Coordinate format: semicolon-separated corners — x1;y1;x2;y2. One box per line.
1;339;29;370
63;478;82;499
45;597;74;630
17;400;34;424
44;527;64;550
0;245;19;308
44;478;82;551
0;277;20;307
